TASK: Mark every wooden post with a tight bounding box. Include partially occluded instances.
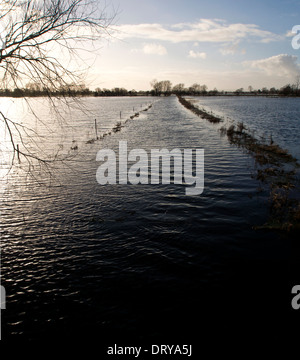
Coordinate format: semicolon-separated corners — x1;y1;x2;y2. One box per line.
95;119;98;139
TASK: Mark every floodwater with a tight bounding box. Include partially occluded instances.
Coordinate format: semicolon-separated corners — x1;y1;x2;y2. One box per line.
189;95;300;161
0;95;298;347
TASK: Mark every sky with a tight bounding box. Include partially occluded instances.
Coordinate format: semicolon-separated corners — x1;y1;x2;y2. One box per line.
86;0;300;91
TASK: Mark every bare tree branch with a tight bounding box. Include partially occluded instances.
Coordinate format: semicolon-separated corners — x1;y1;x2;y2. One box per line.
0;0;116;173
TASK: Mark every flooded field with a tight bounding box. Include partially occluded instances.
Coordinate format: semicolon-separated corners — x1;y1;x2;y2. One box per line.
0;95;298;346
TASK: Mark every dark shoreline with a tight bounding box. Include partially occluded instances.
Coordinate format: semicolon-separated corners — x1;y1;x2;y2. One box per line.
1;94;299;98
1;91;300;99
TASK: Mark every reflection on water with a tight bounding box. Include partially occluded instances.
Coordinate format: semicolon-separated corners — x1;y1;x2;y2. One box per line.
0;95;296;343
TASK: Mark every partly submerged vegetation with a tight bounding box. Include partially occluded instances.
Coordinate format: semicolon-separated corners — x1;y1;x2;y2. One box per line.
179;96;300;233
177;95;222;123
219;122;300;232
85;103;152;145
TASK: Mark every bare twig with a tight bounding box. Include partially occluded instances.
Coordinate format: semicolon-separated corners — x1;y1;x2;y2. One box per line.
0;0;116;172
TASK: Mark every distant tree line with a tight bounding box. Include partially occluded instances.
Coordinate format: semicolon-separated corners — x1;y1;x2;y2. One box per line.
94;87;151;97
0;83;151;97
232;82;300;97
1;79;300;98
0;83;91;97
150;79;300;97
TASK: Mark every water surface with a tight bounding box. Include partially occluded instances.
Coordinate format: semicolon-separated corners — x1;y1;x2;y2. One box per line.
0;95;296;345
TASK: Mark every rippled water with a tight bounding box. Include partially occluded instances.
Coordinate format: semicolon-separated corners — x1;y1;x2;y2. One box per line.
189;96;300;161
0;96;298;346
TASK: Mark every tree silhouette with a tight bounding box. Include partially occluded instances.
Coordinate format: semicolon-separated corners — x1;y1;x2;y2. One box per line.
0;0;115;168
150;79;172;96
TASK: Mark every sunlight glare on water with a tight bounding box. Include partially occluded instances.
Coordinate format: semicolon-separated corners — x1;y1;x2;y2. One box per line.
0;95;297;342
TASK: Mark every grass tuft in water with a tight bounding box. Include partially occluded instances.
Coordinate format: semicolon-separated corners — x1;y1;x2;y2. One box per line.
177;95;222;123
220;121;300;233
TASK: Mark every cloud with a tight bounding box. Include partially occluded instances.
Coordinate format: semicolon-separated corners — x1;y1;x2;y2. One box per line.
115;19;281;44
142;43;167;55
219;41;246;55
246;54;300;77
286;25;300;38
130;43;167;55
286;30;295;37
188;50;207;59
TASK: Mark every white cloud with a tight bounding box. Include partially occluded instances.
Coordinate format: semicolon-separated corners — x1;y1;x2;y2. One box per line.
246;54;300;77
219;41;246;55
90;56;299;91
286;30;295;37
114;19;281;44
142;43;167;55
188;50;207;59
